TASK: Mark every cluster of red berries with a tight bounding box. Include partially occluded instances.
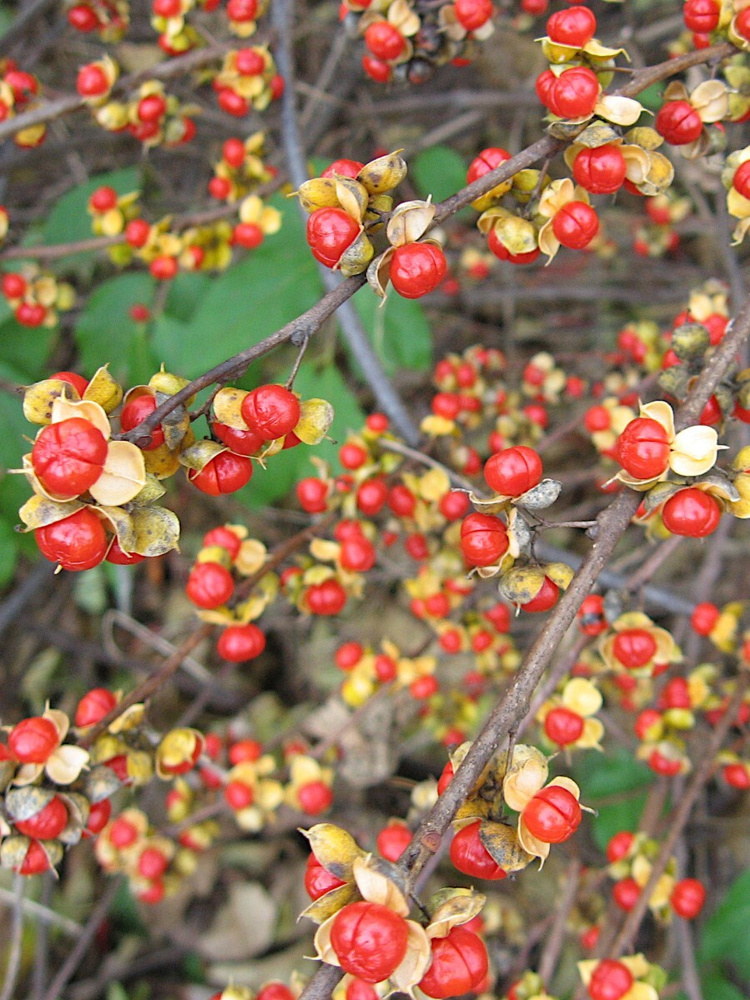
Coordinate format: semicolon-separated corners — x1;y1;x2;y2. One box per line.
67;0;130;40
0;59;46;148
0;268;75;328
212;46;283;118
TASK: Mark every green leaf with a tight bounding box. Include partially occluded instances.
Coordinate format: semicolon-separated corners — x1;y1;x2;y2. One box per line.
164;271;213;322
149;313;193;377
698;971;747;1000
352;290;432;374
0;513;19;587
167;195;323;380
572;748;652;851
0;316;54;383
412;146;469;205
75;273;155;385
700;869;750;978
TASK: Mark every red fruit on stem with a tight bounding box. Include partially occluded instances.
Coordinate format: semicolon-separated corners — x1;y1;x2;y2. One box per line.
120;394;164;450
15;796;68;839
329;901;409;983
217;623;266;662
683;0;720;33
364;21;405;60
454;0;494;32
31;417;108;498
296;477;329;513
376;823;412;861
615;417;671;480
459;512;509;566
241;384;300;440
389;243;447;299
661;488;721;538
655;101;703;145
8;716;59;763
670;878;706;919
304;852;346;899
186;562;234;609
544;706;584;746
573;145;627;194
552;201;599;250
612;877;640;911
418;927;489;999
523;784;581;843
305;579;347;615
35;508;108;571
612;628;657;669
450;820;507;880
75;688;117;727
548;67;599;119
546;5;596;47
587;959;633;1000
521;576;559;613
606;830;634;863
188;452;253;495
484;445;542;496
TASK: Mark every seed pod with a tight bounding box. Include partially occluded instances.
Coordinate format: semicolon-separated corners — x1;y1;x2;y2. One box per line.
479;820;534;873
357;151;408;196
517;479;563;510
334;177;370;223
5;786;56;822
23;379;80;425
85;765;123;803
296;177;340;214
338;231;375;276
84;365;123;412
386;200;436;247
499;565;546;606
671;323;710;360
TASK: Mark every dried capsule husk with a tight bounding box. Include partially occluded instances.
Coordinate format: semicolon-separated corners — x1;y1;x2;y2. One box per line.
154;391;191;451
357;150;408;196
334;177;370;224
517;478;562;510
58;792;90;845
479;820;535;874
85;765;122;803
213;386;250;430
295;176;340;213
5;786;57;822
488;213;538;256
366;246;395;298
338;230;375;276
130;505;181;557
17;495;86;532
179;438;227;473
149;368;194;404
84;365;123;413
499;564;546;606
670;322;711;360
386;199;436;247
23;378;81;425
425;888;486;939
658;365;690;399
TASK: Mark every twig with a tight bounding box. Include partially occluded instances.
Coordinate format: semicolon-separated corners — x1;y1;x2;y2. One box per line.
537;859;582;985
0;875;25;1000
0;884;82;939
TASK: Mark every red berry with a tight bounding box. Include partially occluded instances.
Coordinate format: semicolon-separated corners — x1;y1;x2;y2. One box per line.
232;222;264;248
364;21;405;60
322;159;365;179
362;55;392;83
410;675;439;699
450;820;507;880
217;88;249;116
138;846;169;879
89;186;118;212
588;959;633;1000
374;654;397;681
339;442;368;469
606;830;634;863
655;101;703;145
8;716;59;763
32;417;108;498
612;877;640;911
307;207;360;268
552;201;599;250
120;394;164;450
733;160;750;200
305;579;347;615
467;148;512;187
454;0;494;32
297;477;329;513
298;780;333;814
149;256;178;280
35;508;108;571
484;445;542;496
186;561;234;609
1;272;27;298
217;623;266;662
189;452;253;495
225;779;255;810
68;4;100;30
573;145;627;194
376;823;412;861
690;601;720;635
124;218;151;248
549;67;599;119
228;738;262;764
460;512;509;566
670;878;706;919
356;477;388;515
723;762;750;788
661;488;721;537
418;926;488;999
335;641;363;670
340;535;376;572
521;576;559;613
257;984;294;1000
578;594;607;636
137;94;167;123
75;688;117;728
523;784;581;843
439;490;470;520
15;796;68;839
389;243;447;299
85;798;112;835
683;0;720;33
546;5;596;47
241;384;301;441
18;840;54;875
612;628;657;669
544;706;584;747
227;0;258;20
76;63;109;98
305;852;347;899
615;417;671;480
330;902;409;983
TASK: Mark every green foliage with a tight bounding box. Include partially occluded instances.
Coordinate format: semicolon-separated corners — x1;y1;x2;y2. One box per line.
412;145;468;205
352;289;432;375
699;868;750;981
573;748;653;850
75;272;156;385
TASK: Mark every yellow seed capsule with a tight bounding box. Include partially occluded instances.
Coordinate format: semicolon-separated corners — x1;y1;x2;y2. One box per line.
357;150;408;196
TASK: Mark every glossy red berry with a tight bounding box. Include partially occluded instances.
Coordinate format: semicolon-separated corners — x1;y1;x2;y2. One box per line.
484;445;542;496
548;67;599;119
322;159;365;179
212;421;264;456
329;901;409;982
8;717;59;763
1;272;27;299
335;641;363;670
546;5;596;47
217;623;266;662
552;201;599;250
573;145;627;194
17;840;54;875
523;784;581;843
31;418;108;498
670;878;706;919
232;222;264;248
15;796;68;839
588;959;633;1000
454;0;494;32
85;798;112;835
76;63;109;98
241;384;301;441
188;452;253;495
661;488;721;537
356;477;388;515
298;780;333;814
307;207;360;269
362;55;392;83
120;394;164;450
305;579;347;615
690;601;720;635
149;255;179;280
606;830;634;863
106;538;145;565
439;490;471;520
612;877;640;911
418;926;489;999
364;21;405;60
389;243;447;299
450;820;507;880
521;576;559;613
297;477;329;513
340;535;376;572
655;101;703;145
305;852;347;899
733;160;750;200
723;762;750;788
577;594;607;636
460;512;509;566
35;508;108;571
467;147;511;186
186;562;234;609
683;0;720;33
75;688;117;727
89;186;118;212
68;4;100;30
612;628;657;669
227;0;258;20
615;417;671;479
544;706;584;747
376;823;412;861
